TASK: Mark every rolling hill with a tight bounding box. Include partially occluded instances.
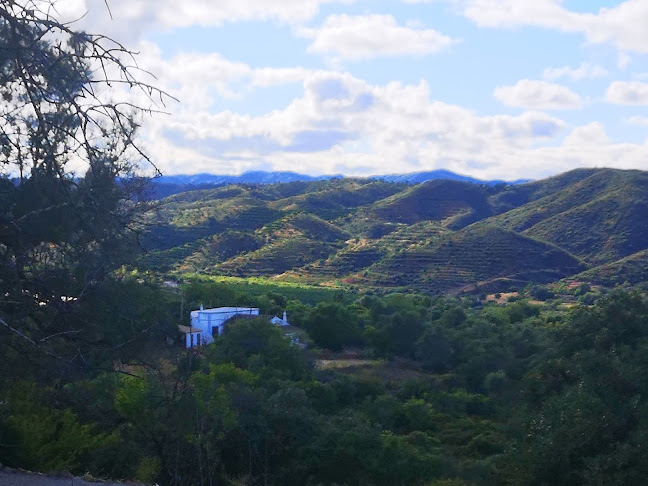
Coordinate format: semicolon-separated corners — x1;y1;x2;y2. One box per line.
571;249;648;287
139;168;648;292
149;169;526;198
353;225;585;291
479;169;648;264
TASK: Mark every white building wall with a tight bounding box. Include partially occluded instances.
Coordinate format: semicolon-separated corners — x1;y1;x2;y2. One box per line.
190;307;259;344
184;332;202;349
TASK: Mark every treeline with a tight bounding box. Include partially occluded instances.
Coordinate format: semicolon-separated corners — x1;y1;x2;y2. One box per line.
2;278;648;485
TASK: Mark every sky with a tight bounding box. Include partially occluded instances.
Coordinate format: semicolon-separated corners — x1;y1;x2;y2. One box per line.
56;0;648;180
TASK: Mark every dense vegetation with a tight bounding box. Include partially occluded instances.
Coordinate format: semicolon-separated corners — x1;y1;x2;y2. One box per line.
3;277;648;485
141;168;648;292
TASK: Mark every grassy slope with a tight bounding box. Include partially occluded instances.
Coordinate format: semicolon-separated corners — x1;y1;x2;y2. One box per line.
269;179;407;220
489;168;602;214
340;179;493;236
182;274;348;304
141;169;648;291
358;225;585;291
204;213;351;276
571;249;648;287
479;169;648;264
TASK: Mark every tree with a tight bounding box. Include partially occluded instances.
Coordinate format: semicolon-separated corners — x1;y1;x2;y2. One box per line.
502;292;648;485
305;302;362;351
0;1;172;373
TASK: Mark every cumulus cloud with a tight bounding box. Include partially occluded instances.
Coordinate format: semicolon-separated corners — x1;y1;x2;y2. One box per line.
136;66;648;181
494;80;582;110
251;67;316;87
543;63;608;81
54;0;354;42
44;1;648;181
298;14;455;60
606;81;648;105
132;60;587;180
131;42;322;110
109;43;648;182
462;0;648;54
563;122;610;146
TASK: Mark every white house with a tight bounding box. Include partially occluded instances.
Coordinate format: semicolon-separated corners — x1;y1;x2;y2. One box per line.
189;305;259;345
270;311;289;327
179;306;291;348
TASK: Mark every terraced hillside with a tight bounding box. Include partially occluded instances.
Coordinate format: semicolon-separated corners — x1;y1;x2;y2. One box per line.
356;226;585;291
140;169;648;292
292;222;452;284
269;179;406;219
572;250;648;287
489;168;601;213
340;179;493;236
479;169;648;264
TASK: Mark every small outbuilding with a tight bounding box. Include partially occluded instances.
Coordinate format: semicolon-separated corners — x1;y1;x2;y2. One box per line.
178;325;203;348
270;310;290;327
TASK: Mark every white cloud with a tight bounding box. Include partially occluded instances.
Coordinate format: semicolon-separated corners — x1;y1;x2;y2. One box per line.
251;68;316;87
627;116;648;127
543;63;608;81
462;0;648;54
606;81;648;105
494;80;582;110
135;63;582;180
563;122;609;147
43;1;648;181
54;0;354;42
132;42;322;110
135;65;648;181
298;14;455;60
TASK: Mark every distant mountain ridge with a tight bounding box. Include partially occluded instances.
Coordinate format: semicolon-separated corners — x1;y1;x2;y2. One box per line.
156;171;337;185
152;170;530;198
378;169;529;186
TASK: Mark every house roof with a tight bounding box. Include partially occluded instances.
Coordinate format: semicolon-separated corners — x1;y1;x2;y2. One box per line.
190;306;259;317
178;325;202;334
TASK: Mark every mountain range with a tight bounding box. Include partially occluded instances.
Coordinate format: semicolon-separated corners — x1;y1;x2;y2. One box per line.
140;168;648;294
150;170;529;198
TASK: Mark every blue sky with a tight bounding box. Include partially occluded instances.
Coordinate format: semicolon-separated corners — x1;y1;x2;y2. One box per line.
64;0;648;180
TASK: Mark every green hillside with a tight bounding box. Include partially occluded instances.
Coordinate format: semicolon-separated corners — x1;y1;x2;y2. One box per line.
358;225;585;291
139;168;648;293
489;167;601;214
480;169;648;264
215;237;341;277
341;179;492;235
259;212;350;242
270;179;406;219
288;221;452;285
572;249;648;287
